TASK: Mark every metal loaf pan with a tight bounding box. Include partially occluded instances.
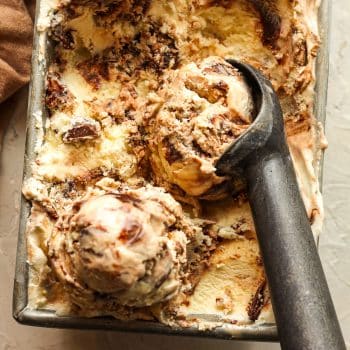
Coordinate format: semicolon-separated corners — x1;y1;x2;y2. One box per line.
13;0;330;341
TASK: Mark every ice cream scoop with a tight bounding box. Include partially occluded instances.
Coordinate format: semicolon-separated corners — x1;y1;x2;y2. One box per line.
49;186;187;308
148;56;253;197
216;60;346;350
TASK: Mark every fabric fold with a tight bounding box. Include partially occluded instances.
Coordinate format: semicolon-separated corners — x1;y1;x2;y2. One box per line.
0;0;33;103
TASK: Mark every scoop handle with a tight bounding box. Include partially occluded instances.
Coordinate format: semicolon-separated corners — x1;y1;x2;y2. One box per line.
245;148;346;350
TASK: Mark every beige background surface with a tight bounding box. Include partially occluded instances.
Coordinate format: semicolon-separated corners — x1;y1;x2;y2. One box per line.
1;2;350;349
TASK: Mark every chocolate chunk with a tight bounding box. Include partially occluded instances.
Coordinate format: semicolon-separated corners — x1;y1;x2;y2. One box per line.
62;117;101;143
203;62;236;76
248;0;281;46
35;200;58;220
185;77;229;104
111;193;143;205
119;219;144;245
50;23;75;49
247;279;268;321
110;21;179;76
76;56;109;90
45;73;75;115
163;137;183;164
294;37;308;66
94;0;151;25
81;248;103;258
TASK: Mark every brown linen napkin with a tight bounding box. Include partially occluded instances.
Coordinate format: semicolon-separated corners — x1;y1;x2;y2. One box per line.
0;0;33;103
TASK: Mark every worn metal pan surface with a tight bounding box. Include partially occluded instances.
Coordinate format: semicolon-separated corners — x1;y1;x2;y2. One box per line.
13;0;330;341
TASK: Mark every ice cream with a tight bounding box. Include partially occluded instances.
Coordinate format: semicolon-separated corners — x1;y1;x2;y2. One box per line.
49;186;188;308
148;57;253;197
24;0;324;330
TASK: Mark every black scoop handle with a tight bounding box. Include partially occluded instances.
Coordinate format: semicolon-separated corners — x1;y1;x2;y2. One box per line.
245;147;346;350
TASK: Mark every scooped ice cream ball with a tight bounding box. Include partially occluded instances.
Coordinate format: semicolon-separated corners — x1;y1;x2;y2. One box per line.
49;186;187;307
147;56;253;197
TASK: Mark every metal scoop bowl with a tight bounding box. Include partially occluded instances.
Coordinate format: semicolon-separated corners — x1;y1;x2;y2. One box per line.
216;60;346;350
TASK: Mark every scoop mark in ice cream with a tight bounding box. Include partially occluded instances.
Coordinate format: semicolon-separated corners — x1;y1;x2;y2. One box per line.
207;0;281;46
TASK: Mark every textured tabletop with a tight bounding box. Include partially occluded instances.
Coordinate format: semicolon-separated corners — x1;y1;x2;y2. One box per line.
0;2;349;349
